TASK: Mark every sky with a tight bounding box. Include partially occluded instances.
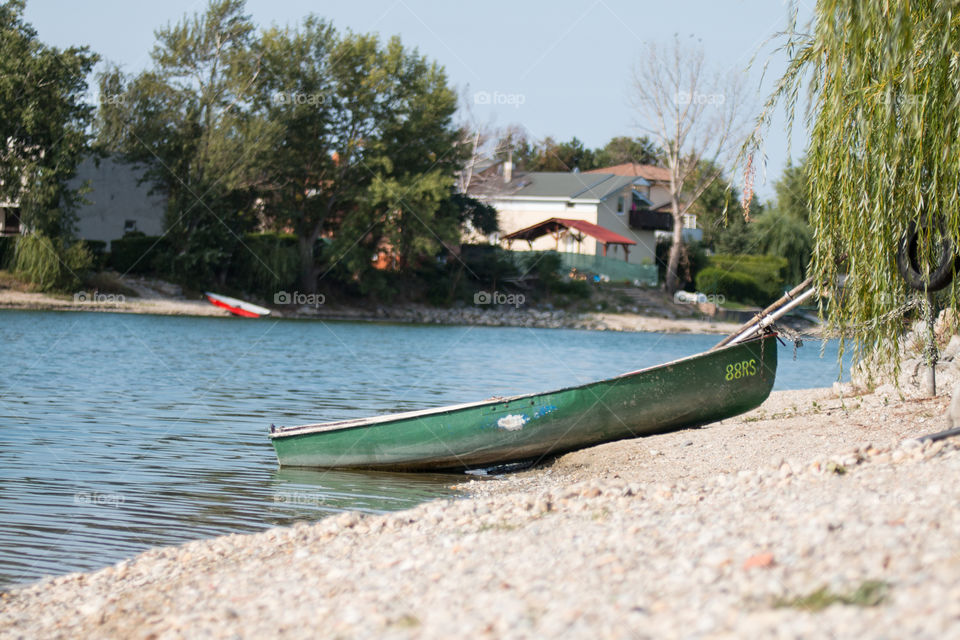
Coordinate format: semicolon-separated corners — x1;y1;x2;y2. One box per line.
23;0;814;199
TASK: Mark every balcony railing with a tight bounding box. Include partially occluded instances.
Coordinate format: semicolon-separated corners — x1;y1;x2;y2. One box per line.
628;208;672;231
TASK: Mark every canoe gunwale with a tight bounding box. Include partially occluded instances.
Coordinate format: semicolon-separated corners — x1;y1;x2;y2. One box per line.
270;332;777;440
204;292;272;317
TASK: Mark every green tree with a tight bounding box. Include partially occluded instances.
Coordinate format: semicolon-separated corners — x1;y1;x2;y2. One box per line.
752;159;813;285
751;208;812;286
253;17;343;292
492;126;538;170
747;1;960;364
522;136;596;172
97;0;271;283
687;167;758;253
0;0;99;239
253;26;463;291
325;34;463;285
771;160;811;223
593;136;662;168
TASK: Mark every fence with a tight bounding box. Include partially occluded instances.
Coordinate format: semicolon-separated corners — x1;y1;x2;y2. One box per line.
510;250;658;286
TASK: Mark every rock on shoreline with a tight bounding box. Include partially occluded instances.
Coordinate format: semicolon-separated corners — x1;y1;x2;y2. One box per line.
2;387;959;639
0;288;744;335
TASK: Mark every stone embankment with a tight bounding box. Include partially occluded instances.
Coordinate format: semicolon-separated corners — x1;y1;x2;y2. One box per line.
0;278;745;334
292;303;742;334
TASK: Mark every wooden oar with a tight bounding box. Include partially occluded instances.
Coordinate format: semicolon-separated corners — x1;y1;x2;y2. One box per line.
711;276;815;351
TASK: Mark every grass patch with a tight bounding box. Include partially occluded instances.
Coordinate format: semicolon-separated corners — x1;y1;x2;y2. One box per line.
476;521;520;532
776;580;889;612
390;614;420;628
826;461;847;475
0;269;36;292
719;300;755;311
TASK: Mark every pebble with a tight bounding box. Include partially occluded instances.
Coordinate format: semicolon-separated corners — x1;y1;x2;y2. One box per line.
2;389;960;639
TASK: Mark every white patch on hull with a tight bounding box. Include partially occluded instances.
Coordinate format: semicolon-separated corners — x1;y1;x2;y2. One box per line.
497;414;528;431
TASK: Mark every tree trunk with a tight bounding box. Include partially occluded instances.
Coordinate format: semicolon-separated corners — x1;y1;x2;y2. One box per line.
664;213;684;294
298;235;317;294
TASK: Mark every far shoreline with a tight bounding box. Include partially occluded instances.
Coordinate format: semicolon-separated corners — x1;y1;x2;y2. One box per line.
0;288;750;335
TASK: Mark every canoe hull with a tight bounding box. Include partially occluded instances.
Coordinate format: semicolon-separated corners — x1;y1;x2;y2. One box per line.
204;292;271;318
271;334;778;472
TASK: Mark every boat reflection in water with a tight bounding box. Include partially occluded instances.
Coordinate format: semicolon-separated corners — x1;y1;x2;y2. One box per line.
268;467;467;516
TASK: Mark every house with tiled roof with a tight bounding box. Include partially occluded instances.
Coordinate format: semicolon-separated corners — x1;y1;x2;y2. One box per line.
585;163;700;240
468;166;673;267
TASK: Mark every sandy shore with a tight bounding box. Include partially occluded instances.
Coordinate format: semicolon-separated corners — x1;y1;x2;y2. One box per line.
1;385;957;639
0;289;229;317
0;286;744;335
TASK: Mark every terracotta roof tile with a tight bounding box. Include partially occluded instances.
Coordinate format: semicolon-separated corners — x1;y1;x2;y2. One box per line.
585;163;671;183
502;217;636;245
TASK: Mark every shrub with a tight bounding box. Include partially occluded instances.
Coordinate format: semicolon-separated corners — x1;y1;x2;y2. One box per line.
656;240;709;290
460;244;519;286
108;235;170;274
83;239;107;270
549;278;592;299
230;233;300;295
707;254;788;300
0;236;14;267
695;267;768;305
13;233;93;291
522;250;563;283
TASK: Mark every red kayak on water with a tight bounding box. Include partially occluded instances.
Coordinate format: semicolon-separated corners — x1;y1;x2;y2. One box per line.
204;292;271;318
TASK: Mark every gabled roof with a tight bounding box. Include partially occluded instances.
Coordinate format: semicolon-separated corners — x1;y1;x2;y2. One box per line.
585;163;672;183
502;217;636;246
473;171;650;202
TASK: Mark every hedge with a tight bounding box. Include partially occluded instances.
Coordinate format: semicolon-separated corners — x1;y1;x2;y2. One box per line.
695;267;769;305
108;235;170;274
84;239;107;271
704;254;788;301
229;232;300;294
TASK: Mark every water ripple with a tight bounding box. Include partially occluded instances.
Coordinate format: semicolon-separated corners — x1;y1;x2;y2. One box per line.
0;310;846;588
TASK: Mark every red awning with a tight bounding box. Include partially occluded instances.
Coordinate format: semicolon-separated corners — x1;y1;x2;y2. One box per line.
501;217;636;246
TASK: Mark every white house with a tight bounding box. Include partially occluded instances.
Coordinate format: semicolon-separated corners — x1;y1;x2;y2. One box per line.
0;157;165;246
469;168;672;265
70;157;165;245
585;162;702;242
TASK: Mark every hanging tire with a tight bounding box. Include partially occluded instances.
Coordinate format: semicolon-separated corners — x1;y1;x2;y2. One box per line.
896;221;957;292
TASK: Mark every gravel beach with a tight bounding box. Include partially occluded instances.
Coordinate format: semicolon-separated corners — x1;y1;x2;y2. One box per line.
1;385;957;639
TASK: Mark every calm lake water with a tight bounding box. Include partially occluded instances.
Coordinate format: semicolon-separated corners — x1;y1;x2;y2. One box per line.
0;310;848;588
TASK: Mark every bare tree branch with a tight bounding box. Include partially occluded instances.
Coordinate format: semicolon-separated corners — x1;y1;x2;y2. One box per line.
630;35;749;293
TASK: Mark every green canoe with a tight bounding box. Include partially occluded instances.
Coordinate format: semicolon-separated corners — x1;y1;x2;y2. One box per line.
270;333;778;472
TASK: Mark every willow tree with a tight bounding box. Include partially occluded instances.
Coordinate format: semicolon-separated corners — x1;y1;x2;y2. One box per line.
746;1;960;367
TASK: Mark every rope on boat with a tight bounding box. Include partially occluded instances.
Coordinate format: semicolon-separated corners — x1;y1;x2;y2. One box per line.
721;287;817;348
712;277;814;351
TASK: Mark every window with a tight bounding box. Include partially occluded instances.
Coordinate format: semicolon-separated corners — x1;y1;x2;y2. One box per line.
124;219;137;233
0;208;21;235
617;196;624;214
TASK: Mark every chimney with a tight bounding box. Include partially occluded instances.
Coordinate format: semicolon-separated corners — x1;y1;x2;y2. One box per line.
503;149;513;183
